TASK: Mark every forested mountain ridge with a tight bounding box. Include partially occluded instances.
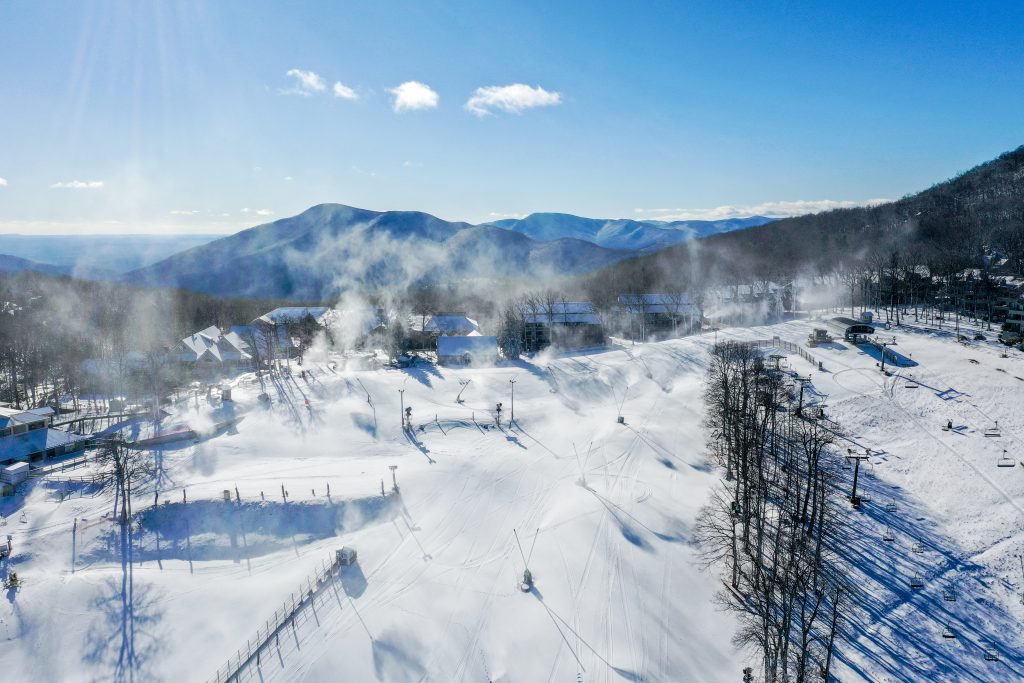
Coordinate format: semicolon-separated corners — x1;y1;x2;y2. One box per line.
585;146;1024;293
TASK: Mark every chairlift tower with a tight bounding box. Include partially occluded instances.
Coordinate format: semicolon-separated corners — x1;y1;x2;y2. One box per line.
845;448;869;508
794;376;812;417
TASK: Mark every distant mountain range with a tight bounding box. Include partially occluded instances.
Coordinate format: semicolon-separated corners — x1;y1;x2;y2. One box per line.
123;205;639;299
0;207;773;300
0;234;222;279
0;253;70;276
489;213;773;251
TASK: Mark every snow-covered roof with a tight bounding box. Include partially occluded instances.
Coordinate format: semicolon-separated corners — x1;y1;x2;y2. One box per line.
437;335;499;358
0;428;89;464
179;326;251;363
255;307;333;326
521;301;601;325
424;315;480;335
0;407;51;430
617;293;697;314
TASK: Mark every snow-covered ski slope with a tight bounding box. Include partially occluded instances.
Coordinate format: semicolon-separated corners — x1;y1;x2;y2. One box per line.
1;318;1022;682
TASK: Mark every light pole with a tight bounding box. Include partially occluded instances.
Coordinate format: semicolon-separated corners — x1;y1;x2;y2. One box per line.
509;378;517;426
399;389;405;431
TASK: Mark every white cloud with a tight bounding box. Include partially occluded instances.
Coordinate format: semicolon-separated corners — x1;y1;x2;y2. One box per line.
388;81;439;112
282;69;327;96
240;208;250;213
636;198;892;221
465;84;561;117
255;209;274;216
284;176;294;181
50;180;104;189
169;209;199;215
332;81;358;100
0;177;7;187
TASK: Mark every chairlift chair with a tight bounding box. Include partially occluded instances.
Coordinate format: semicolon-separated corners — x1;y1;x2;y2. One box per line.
912;541;924;554
885;501;898;514
909;575;924;589
882;527;895;543
984;422;1001;438
941;625;957;639
942;586;957;602
983;646;999;662
997;450;1015;468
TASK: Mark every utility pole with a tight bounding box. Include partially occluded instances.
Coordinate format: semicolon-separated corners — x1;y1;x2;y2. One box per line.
509;378;517;426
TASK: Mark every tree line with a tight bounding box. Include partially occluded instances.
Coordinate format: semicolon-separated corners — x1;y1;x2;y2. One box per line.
0;270;305;408
697;342;846;682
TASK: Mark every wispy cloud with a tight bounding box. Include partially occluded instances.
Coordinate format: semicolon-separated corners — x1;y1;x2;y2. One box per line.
635;198;891;221
255;209;274;216
332;81;358;100
487;211;526;219
169;209;199;215
281;68;327;96
51;180;104;190
284;176;294;181
388;81;439;112
0;177;7;187
466;84;561;117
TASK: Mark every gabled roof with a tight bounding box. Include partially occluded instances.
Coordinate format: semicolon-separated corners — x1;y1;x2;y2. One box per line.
255;307;333;326
179;326;251;363
424;315;480;334
0;427;90;463
0;406;50;430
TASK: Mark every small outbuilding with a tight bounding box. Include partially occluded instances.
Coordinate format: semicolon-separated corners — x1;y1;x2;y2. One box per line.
828;316;875;342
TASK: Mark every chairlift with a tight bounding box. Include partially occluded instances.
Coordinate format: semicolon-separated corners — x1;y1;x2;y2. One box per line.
984;421;1001;438
912;541;924;554
941;624;957;639
909;575;924;589
882;527;895;543
997;450;1015;468
884;501;898;514
983;646;999;662
942;586;957;602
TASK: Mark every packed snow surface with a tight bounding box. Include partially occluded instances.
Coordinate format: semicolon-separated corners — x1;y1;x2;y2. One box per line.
0;318;1022;682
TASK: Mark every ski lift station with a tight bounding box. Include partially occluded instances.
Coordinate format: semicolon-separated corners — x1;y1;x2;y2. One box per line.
828;316;876;343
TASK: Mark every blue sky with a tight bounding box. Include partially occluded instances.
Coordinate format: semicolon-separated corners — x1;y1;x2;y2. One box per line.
1;0;1023;234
